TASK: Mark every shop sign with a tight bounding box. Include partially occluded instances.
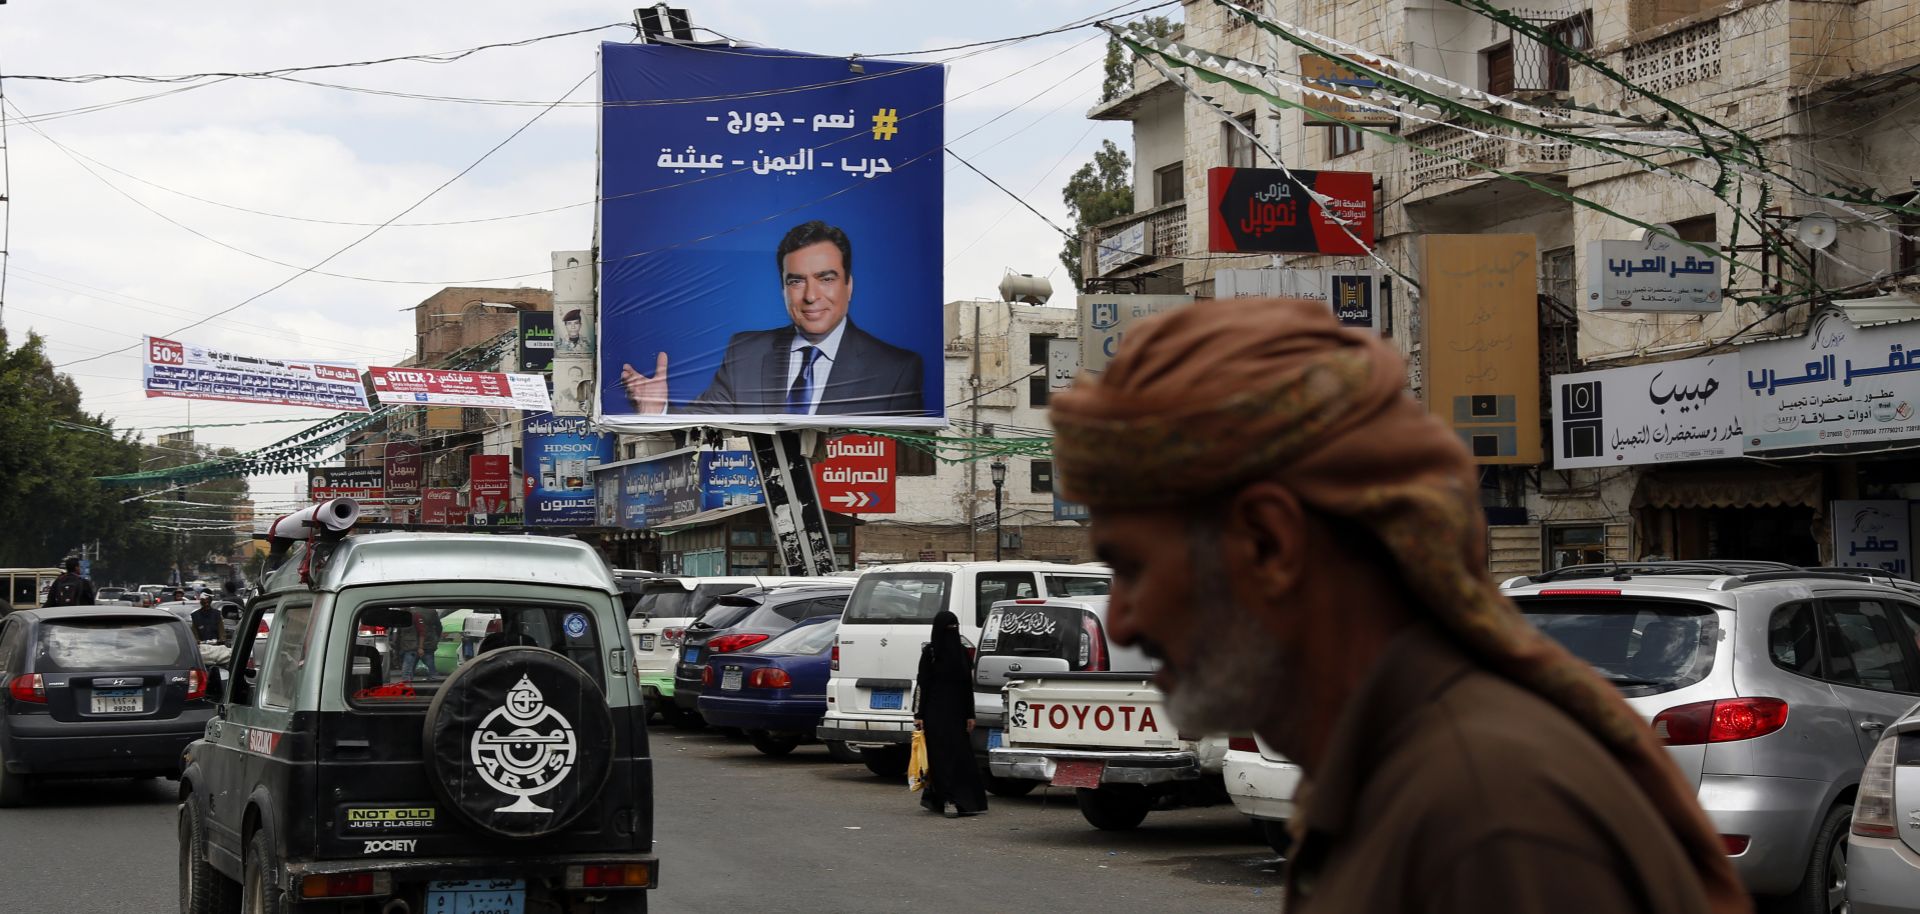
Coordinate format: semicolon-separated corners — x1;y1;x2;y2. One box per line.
1079;294;1193;374
1214;268;1383;331
1550;355;1744;469
1741;310;1920;451
1299;54;1398;126
812;435;894;513
1421;234;1542;464
1586;237;1722;313
1095;220;1150;277
467;455;512;525
1207;167;1373;256
1832;500;1912;578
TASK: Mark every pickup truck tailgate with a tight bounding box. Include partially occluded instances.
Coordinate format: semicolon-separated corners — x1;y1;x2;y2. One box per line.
1005;674;1178;751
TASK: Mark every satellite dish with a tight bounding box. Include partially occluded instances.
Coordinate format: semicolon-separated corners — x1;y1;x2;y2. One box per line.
1633;223;1677;245
1795;212;1839;250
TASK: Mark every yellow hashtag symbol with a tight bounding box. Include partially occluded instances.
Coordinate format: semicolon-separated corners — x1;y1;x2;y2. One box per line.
870;108;899;140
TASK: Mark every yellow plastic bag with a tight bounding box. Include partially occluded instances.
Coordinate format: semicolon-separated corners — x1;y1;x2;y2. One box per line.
907;730;929;792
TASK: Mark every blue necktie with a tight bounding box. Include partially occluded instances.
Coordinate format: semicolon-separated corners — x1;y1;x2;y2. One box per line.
787;346;820;414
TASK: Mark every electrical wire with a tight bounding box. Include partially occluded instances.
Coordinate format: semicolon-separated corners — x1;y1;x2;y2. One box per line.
50;62;597;369
7;23;631;84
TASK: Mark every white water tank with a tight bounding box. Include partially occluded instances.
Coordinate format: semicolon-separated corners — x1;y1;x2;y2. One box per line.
997;273;1052;305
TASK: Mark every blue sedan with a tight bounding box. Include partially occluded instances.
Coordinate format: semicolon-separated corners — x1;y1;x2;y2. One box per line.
697;617;837;756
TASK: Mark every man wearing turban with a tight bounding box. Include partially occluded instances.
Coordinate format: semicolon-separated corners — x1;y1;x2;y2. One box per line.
1048;297;1747;913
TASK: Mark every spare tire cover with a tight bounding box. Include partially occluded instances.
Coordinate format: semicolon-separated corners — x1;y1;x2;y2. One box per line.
422;645;614;838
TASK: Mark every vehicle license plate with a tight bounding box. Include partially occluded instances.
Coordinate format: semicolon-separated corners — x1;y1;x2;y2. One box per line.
871;689;904;710
91;688;143;714
721;667;743;691
987;728;1003;750
425;879;525;914
638;634;656;651
682;647;701;663
1051;759;1106;789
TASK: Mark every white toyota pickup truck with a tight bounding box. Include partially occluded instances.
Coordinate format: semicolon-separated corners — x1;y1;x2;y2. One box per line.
989;665;1229;830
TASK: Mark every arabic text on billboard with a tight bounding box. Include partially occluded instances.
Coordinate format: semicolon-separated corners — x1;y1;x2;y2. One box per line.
1207;168;1373;256
1550;355;1743;469
1741;309;1920;451
144;337;368;413
1586;237;1722;313
369;367;553;412
597;44;946;429
522;414;615;527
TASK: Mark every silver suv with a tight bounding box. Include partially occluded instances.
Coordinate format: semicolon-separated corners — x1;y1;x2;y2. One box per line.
1501;561;1920;911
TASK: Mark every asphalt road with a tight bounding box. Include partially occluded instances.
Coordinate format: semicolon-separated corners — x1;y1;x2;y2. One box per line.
0;728;1284;913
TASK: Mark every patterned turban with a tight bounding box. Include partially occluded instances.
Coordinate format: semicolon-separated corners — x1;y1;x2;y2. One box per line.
1049;296;1746;914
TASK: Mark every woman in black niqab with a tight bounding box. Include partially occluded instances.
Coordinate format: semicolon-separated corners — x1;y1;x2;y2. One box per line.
914;609;987;817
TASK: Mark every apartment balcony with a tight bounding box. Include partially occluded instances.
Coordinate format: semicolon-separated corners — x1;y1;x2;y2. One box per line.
1082;202;1189;284
1402;112;1574;206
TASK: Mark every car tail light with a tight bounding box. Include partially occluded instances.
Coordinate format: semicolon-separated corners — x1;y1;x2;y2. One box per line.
186;668;207;701
1538;588;1623;596
1228;736;1258;753
1652;698;1789;745
1079;612;1108;672
701;666;715;686
257;622;270;635
566;863;652;889
707;632;770;654
299;872;388;899
7;674;45;704
662;627;686;646
1015;598;1049;603
831;644;840;671
1852;734;1900;838
1721;834;1750;855
748;668;793;689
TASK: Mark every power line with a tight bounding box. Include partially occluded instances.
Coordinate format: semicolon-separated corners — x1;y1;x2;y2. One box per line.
49;62;597;369
6;23;631;84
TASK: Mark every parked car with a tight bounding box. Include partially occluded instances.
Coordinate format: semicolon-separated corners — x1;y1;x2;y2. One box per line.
0;606;216;804
623;574;806;725
179;530;657;913
822;562;1110;778
697;616;840;756
972;595;1141;797
674;582;851;724
1222;734;1301;855
137;585;169;607
93;587;135;606
1847;697;1920;913
1500;561;1920;910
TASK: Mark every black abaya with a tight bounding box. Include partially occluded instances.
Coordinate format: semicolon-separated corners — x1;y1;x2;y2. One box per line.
915;611;987;815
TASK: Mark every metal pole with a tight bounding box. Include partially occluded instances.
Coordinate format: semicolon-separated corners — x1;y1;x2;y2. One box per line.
993;481;1003;561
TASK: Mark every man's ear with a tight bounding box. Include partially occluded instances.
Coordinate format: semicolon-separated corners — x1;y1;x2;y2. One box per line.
1223;482;1309;602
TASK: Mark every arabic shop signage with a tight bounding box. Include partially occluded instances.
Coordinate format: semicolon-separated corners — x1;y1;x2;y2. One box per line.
1207;167;1374;256
1831;500;1912;578
1550;356;1743;470
1586;237;1722;313
1215;267;1384;332
1741;309;1920;451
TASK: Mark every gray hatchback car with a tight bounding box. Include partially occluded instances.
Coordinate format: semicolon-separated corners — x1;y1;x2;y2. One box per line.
1501;561;1920;911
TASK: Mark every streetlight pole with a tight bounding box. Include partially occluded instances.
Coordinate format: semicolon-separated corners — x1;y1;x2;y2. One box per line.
990;459;1007;561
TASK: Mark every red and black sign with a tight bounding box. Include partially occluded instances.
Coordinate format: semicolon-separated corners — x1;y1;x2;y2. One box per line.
1207;167;1374;256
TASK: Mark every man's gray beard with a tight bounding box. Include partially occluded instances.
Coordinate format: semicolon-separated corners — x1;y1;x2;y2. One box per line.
1162;546;1289;737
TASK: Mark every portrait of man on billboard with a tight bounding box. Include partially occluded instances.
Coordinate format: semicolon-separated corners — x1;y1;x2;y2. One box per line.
617;221;925;417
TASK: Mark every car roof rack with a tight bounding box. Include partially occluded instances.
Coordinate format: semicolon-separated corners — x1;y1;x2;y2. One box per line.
1519;560;1796;584
1798;566;1912;580
1712;569;1887;590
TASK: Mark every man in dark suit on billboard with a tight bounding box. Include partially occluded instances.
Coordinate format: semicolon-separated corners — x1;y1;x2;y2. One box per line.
619;221;926;417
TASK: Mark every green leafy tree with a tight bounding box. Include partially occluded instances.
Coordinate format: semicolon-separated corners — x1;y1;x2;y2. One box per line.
1099;15;1176;103
1059;139;1135;289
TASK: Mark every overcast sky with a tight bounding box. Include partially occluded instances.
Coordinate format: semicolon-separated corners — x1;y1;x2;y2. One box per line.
1;1;1159;511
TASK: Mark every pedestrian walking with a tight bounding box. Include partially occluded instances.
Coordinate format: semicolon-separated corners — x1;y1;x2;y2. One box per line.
1048;297;1747;914
190;593;222;644
912;609;986;818
42;557;95;607
391;610;431;682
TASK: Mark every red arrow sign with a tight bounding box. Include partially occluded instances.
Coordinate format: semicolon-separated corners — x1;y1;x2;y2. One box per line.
813;435;894;514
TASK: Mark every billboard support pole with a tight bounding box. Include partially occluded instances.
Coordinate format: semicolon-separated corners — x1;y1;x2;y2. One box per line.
750;432;839;576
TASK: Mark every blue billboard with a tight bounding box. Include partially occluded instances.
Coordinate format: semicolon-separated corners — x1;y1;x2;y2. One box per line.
522;414;615;526
597;43;945;430
592;449;765;531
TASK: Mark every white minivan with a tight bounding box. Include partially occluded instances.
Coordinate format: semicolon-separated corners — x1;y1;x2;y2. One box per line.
818;562;1110;776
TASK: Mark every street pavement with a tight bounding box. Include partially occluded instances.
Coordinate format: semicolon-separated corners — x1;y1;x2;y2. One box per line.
0;728;1284;913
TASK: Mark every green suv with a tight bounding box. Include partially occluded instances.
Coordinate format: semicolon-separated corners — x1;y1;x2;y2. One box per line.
178;531;658;913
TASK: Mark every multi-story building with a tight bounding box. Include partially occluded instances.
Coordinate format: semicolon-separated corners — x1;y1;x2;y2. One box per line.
1086;0;1920;572
854;299;1094;565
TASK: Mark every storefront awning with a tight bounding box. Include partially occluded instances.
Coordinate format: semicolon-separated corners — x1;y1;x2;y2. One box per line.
1630;465;1823;511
